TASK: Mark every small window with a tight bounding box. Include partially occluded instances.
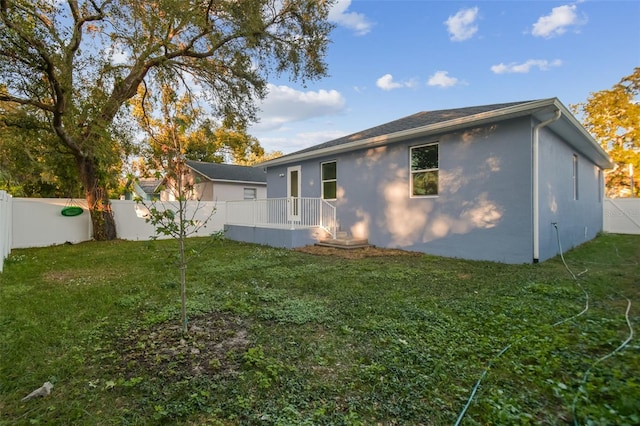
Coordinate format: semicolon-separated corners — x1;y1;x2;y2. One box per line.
597;167;602;202
244;188;257;200
411;144;438;196
321;161;337;200
573;154;579;200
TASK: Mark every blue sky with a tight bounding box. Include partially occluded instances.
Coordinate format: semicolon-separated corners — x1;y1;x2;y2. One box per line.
248;0;640;155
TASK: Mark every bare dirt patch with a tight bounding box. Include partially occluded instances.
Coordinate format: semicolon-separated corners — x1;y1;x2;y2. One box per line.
294;244;422;259
114;312;250;381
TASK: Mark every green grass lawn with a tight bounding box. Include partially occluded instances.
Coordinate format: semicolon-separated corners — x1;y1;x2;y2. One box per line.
1;234;638;425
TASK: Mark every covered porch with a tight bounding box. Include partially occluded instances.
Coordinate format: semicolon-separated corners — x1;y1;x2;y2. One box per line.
224;197;338;248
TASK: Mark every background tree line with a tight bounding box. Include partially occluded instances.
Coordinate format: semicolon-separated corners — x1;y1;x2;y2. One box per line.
571;67;639;198
0;0;331;240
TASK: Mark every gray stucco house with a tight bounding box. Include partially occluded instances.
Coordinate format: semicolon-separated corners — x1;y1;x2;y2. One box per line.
226;98;613;263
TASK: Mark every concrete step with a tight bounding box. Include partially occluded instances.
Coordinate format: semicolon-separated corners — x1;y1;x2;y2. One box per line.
316;235;370;249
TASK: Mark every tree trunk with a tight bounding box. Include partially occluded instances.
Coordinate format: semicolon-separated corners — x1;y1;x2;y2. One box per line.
76;156;117;241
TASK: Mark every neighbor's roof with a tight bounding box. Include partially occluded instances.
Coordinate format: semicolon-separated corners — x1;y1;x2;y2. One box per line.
258;98;614;169
137;178;163;194
186;160;266;184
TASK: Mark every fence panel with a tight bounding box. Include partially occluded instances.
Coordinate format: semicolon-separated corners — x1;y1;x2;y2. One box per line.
112;200;224;241
10;198;226;249
11;198;91;249
0;191;12;272
604;198;640;235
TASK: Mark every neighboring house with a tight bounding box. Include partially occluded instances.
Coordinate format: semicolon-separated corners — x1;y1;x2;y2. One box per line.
162;160;267;202
226;98;613;264
124;178;162;200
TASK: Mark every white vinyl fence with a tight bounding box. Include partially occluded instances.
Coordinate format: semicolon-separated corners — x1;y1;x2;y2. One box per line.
0;191;12;272
604;198;640;235
9;198;225;250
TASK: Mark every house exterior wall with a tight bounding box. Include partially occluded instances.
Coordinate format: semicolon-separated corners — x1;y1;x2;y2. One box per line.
210;181;266;201
537;125;604;261
163;170;266;202
223;224;321;249
268;118;536;263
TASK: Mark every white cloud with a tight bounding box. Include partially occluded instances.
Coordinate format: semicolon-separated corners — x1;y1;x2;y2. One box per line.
329;0;374;36
253;84;346;131
257;130;348;154
427;71;459;88
532;4;585;38
105;43;129;64
491;59;563;74
376;74;417;91
445;7;479;41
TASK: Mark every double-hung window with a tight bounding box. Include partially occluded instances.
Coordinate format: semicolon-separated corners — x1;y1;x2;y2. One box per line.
321;161;337;200
411;143;439;196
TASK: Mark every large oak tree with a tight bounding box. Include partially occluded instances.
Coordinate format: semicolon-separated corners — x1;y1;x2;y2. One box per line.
0;0;333;239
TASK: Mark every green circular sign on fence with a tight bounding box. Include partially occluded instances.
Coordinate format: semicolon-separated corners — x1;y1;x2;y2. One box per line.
61;206;84;217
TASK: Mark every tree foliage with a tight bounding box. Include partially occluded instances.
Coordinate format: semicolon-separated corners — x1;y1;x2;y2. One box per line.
1;97;132;197
0;101;79;197
0;0;333;239
572;68;640;197
133;83;217;335
131;83;276;173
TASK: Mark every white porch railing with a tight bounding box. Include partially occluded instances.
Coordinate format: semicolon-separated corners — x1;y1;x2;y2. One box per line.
226;197;337;238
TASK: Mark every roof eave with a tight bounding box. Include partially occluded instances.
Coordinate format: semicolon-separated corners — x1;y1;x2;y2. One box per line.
208;178;266;185
533;99;614;169
258;98;614;170
258;98;560;167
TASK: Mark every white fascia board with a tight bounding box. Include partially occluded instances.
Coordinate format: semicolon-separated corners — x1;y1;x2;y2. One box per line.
210;179;267;185
258;98;559;168
186;166;211;181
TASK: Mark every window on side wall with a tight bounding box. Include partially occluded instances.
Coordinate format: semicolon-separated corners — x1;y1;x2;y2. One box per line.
597;167;602;202
573;154;579;200
411;143;438;196
244;188;257;200
321;161;337;200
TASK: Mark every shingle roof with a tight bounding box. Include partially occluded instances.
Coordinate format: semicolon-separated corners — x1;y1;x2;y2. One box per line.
287;100;535;157
137;178;163;194
185;161;266;183
258;98;613;169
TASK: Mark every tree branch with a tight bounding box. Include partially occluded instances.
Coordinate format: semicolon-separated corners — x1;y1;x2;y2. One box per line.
0;93;55;112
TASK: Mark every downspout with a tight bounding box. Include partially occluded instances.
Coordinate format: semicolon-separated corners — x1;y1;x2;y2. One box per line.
532;108;561;263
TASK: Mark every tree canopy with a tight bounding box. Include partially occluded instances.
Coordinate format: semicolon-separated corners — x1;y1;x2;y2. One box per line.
131;83;278;176
572;68;640;197
0;0;333;239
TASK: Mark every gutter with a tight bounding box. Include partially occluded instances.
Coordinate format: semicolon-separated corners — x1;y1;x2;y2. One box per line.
532;108;561;263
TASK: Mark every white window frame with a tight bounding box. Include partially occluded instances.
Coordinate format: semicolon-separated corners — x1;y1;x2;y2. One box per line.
410;143;439;198
243;187;257;200
321;160;337;200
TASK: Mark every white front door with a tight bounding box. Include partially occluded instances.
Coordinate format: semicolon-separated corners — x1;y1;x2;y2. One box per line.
287;166;301;221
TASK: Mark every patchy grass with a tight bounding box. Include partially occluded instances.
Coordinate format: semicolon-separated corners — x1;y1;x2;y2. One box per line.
0;234;638;425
